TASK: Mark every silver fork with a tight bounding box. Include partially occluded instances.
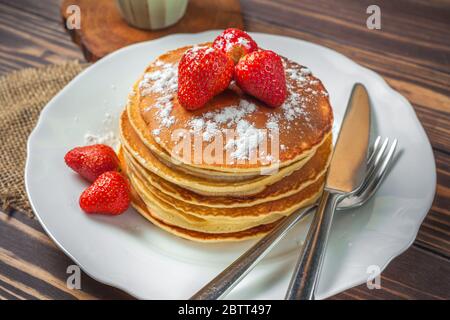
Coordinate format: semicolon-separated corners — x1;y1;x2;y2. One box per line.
191;136;398;300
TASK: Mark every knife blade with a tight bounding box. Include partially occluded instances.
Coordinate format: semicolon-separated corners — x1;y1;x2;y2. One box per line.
285;83;371;300
326;83;371;193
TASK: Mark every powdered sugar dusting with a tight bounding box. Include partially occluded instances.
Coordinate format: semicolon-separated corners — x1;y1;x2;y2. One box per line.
139;62;178;95
188;99;273;160
190;45;208;53
188;99;257;141
84;132;118;150
237;37;250;48
155;95;175;128
204;47;215;54
266;115;279;134
272;61;326;129
206;99;256;126
84;113;119;150
225;120;266;160
181;45;210;60
140;61;178;132
285;68;306;82
225;36;251;51
202;121;219;142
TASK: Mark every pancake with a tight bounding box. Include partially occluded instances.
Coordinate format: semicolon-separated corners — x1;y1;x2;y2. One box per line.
120;146;321;235
124;153;283;242
128;43;333;173
128;91;261;181
126;150;324;221
128;91;262;181
131;198;281;242
129;172;285;233
120;110;330;196
122;132;331;210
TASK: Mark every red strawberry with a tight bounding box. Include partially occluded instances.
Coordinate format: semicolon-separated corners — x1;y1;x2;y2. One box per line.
64;144;119;182
213;28;258;64
79;171;130;215
177;46;234;110
235;50;287;108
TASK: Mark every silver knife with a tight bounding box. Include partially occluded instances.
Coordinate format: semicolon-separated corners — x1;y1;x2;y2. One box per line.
285;83;371;300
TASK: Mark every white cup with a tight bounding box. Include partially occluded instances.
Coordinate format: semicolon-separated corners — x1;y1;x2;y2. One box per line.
116;0;188;30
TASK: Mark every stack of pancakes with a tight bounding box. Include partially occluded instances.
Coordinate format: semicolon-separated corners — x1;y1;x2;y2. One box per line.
119;44;333;242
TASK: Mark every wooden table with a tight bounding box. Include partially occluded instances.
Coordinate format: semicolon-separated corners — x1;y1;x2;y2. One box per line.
0;0;448;300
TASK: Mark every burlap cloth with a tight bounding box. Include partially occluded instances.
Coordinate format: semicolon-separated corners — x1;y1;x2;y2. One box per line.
0;61;89;217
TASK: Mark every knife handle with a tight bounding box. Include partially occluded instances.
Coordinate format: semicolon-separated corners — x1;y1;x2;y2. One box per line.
285;190;341;300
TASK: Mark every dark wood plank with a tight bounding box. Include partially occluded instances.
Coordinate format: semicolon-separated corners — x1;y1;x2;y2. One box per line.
2;0;62;22
415;150;450;257
413;104;450;153
331;245;450;300
0;0;83;74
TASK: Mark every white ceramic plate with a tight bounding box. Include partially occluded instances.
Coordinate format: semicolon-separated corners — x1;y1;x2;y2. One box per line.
25;31;436;299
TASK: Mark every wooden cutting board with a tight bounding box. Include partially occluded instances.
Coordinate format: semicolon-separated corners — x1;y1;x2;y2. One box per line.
61;0;244;61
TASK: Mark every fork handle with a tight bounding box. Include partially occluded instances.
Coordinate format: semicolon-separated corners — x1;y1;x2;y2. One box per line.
190;205;316;300
285;191;342;300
